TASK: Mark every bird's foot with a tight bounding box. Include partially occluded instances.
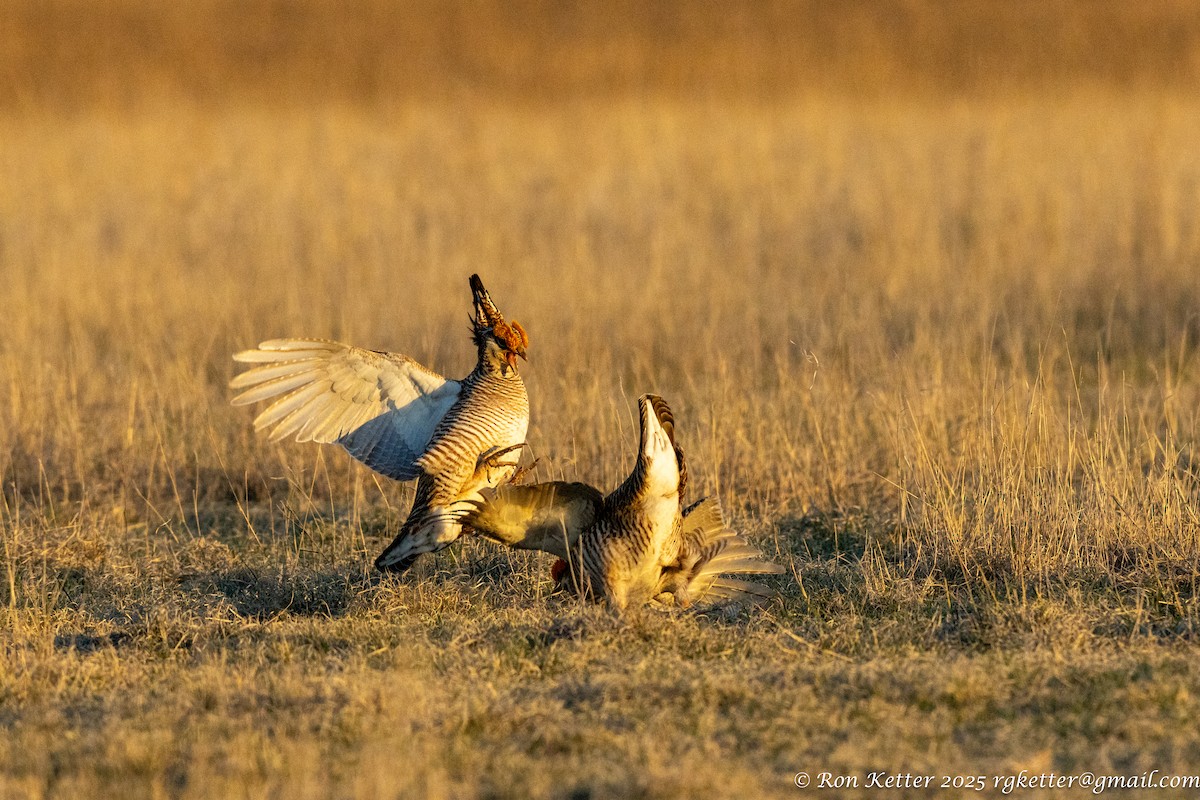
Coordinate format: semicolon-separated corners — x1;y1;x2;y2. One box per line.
476;442;535;485
506;457;541;485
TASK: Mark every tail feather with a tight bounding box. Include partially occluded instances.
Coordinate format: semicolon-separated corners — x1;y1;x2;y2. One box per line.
646;394;676;444
640;394;687;497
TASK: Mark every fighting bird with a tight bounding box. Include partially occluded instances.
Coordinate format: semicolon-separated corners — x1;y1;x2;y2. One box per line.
462;395;785;612
230;275;530;572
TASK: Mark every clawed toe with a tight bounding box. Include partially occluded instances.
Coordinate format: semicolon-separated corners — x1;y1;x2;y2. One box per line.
508;457;541;485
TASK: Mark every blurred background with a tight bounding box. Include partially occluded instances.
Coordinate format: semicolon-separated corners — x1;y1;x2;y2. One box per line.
4;0;1200;106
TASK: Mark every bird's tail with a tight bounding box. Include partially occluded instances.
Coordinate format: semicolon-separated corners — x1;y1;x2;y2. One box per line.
375;505;463;573
679;497;786;606
638;393;688;498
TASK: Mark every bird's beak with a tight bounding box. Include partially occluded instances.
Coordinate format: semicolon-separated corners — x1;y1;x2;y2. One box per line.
505;350;519;369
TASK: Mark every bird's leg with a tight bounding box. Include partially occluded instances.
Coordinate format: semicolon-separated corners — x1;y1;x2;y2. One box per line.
506;456;541;485
477;442;526;469
475;442;533;485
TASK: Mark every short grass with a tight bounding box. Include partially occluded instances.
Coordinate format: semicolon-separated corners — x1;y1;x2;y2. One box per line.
3;3;1200;798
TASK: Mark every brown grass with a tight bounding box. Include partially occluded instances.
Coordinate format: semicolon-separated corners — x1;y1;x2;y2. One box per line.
2;3;1200;798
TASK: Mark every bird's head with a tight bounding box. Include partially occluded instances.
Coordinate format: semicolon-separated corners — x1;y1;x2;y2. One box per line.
549;557;584;596
469;274;529;374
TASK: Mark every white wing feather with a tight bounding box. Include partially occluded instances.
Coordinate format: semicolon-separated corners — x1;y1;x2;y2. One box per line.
231;338;461;480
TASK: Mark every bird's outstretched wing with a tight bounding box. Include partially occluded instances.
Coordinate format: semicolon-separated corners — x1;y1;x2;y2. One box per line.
659;497;786;606
230;338;461;480
463;481;603;559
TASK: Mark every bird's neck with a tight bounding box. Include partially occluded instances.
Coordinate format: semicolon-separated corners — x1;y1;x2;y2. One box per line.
474;348;520;380
607;457;649;511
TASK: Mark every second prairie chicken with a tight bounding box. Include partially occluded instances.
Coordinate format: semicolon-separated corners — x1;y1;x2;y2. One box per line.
463;395;785;612
230;274;530;572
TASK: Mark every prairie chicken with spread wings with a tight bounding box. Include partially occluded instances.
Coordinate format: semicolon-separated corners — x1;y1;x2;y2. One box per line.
463;395;784;612
231;274;530;572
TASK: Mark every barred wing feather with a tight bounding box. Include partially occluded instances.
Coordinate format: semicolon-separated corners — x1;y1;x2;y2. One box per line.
231;338;461;480
670;497;786;606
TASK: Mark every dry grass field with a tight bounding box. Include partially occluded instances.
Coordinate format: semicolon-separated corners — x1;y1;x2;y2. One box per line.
3;2;1200;798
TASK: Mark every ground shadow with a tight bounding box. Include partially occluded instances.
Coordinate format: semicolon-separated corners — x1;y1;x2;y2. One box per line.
179;566;379;620
53;631;133;652
776;506;873;562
